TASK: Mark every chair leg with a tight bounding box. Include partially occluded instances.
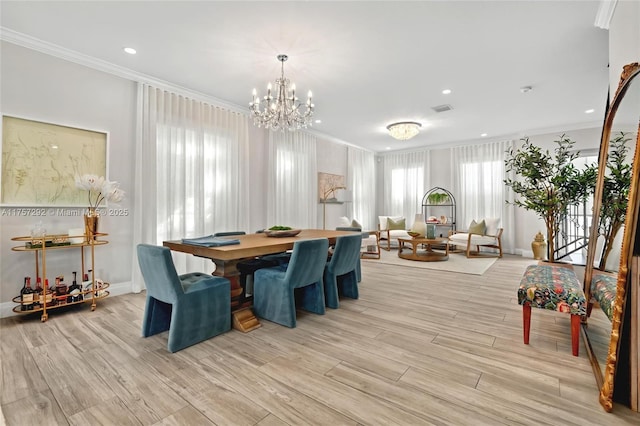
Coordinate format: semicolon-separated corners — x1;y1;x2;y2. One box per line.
143;297;172;337
523;303;531;345
571;314;580;356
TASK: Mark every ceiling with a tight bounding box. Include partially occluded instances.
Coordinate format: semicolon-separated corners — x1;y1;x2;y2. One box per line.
0;1;609;152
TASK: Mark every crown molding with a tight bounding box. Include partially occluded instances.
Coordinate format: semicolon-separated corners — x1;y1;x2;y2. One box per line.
0;27;248;114
594;0;618;29
305;128;375;153
1;27;368;151
379;120;603;153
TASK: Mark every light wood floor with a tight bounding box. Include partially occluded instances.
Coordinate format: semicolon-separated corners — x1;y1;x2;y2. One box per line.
2;254;640;425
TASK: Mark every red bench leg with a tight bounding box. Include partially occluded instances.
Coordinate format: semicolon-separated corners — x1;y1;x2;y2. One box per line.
523;302;531;345
571;314;580;356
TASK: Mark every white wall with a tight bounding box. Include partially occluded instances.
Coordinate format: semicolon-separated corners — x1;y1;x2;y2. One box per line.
1;42;136;314
609;0;640;93
316;138;349;230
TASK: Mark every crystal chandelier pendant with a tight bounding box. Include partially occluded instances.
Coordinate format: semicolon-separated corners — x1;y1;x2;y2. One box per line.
386;121;422;140
249;54;314;132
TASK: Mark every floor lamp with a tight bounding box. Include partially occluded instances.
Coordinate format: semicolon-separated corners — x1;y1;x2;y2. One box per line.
321;186;347;230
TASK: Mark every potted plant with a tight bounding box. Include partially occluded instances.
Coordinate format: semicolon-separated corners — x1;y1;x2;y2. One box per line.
504;135;596;263
597;132;632;269
427;192;450;205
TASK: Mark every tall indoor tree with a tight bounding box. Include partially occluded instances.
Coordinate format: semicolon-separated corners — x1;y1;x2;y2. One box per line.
504;135;596;263
597;132;632;269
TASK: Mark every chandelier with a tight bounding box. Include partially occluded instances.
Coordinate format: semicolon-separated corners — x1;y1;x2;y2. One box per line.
386;121;422;140
249;54;314;131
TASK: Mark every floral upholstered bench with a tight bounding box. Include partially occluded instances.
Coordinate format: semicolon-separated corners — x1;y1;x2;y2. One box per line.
517;264;586;356
589;273;617;321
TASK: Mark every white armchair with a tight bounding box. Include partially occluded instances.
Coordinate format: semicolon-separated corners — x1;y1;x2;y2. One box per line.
377;215;411;250
449;218;503;258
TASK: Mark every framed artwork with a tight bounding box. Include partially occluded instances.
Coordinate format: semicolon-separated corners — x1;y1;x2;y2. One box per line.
318;172;345;203
1;115;108;206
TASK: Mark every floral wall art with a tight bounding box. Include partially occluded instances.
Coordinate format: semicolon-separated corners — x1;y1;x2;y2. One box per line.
318;172;345;202
1;115;108;206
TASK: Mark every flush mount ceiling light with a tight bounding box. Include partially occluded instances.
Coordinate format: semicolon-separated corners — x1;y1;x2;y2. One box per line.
386;121;422;140
123;47;137;55
249;54;314;131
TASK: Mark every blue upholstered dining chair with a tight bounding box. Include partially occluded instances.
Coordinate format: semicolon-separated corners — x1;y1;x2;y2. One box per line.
136;244;231;353
253;238;330;328
324;233;362;309
336;226;363;282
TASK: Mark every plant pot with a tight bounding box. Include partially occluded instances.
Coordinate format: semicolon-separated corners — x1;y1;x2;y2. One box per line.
84;208;99;241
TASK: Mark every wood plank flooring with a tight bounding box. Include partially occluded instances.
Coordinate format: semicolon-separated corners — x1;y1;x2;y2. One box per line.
2;254;640;425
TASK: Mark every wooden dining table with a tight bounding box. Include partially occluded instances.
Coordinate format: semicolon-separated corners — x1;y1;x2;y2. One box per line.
163;229;353;331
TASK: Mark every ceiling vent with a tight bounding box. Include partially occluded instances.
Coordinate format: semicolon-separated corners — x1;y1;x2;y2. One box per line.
432;104;453;113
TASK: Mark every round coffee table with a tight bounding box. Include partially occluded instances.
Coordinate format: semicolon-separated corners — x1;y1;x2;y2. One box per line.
397;237;449;262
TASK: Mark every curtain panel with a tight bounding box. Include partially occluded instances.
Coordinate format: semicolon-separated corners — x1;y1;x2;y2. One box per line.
266;131;317;229
132;84;250;291
347;146;376;230
451;139;515;253
381;150;431;224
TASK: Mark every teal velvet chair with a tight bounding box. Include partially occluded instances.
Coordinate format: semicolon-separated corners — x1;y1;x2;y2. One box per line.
253;238;329;328
336;226;363;282
324;233;362;309
137;244;231;353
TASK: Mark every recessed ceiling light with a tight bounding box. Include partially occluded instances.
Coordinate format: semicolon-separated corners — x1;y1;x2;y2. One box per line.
386;147;391;150
123;47;137;55
585;109;595;114
315;119;322;124
442;89;452;95
480;133;488;137
520;86;533;93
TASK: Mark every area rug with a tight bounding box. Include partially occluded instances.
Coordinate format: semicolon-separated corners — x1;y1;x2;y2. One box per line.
362;248;498;275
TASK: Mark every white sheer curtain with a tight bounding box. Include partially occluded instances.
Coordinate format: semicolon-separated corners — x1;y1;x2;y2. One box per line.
381;150;430;222
266;131;317;228
132;84;250;291
347;146;376;230
451;140;515;253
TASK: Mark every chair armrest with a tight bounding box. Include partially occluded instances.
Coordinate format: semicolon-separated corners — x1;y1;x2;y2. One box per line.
377;224;391;240
481;228;503;238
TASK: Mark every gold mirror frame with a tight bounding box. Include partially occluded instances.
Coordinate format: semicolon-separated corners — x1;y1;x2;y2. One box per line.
583;62;640;412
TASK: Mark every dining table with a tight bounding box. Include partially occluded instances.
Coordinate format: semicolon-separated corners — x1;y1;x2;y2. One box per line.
163;229;354;331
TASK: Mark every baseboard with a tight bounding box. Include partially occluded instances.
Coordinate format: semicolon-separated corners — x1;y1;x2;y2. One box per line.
0;280;133;319
514;248;534;258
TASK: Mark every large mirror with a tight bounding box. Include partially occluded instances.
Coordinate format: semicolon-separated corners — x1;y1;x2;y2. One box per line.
583;62;640;412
